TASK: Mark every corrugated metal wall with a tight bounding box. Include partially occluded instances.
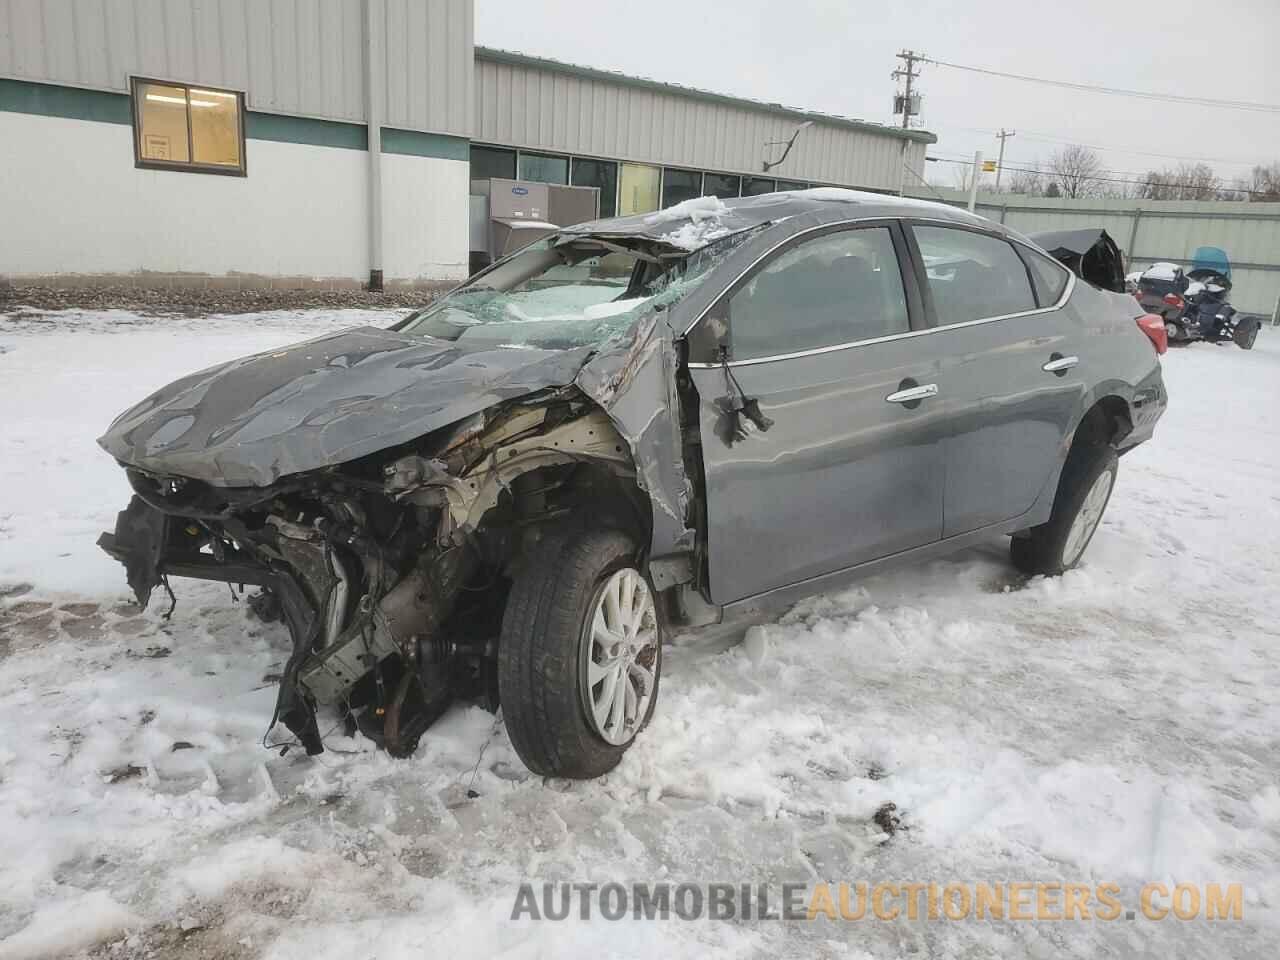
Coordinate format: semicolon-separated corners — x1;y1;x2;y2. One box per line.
473;50;927;191
0;0;473;135
907;188;1280;317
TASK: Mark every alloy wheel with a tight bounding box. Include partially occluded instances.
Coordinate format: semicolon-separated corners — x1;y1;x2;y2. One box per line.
1063;468;1114;567
579;567;658;746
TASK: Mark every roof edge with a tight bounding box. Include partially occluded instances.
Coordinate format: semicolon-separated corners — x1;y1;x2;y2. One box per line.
475;46;937;145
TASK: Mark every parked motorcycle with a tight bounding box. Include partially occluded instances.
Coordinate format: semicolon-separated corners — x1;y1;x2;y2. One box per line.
1137;248;1259;350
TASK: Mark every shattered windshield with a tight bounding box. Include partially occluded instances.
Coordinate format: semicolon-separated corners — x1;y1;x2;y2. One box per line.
397;229;760;350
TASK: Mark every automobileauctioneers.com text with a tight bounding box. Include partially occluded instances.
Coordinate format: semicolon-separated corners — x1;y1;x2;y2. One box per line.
512;881;1243;923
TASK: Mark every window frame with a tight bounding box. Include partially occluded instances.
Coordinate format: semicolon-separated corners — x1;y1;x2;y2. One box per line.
517;150;570;185
902;220;1060;330
1014;243;1073;309
688;219;924;365
130;76;247;177
470;144;519;182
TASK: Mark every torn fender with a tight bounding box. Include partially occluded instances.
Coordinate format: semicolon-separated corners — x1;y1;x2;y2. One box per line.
576;309;696;560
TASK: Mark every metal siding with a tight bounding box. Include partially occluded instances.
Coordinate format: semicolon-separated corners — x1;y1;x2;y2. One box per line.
472;54;910;190
908;190;1280;315
0;0;469;131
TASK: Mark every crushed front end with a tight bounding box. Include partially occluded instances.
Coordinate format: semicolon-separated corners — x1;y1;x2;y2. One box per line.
98;392;638;756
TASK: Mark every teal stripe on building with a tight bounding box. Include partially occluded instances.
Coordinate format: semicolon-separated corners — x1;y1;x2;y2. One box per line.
381;127;469;162
0;78;131;125
244;111;368;151
1;78;469;160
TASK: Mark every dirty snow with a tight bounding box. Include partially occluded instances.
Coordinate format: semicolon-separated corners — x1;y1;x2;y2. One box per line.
1;309;1278;958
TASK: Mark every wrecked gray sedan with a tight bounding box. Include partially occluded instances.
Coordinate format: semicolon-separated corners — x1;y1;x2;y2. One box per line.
98;190;1167;776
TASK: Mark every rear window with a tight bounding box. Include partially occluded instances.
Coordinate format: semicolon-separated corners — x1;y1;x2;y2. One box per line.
1019;247;1070;307
914;226;1037;326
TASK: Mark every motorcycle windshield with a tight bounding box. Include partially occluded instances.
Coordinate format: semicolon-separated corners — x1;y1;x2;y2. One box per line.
1190;246;1231;279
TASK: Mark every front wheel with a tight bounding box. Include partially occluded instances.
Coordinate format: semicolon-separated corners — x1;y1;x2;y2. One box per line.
1235;323;1258;350
1011;446;1118;576
498;528;662;778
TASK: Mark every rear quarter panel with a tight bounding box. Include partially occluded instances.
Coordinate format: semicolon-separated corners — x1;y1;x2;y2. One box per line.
1019;281;1167;526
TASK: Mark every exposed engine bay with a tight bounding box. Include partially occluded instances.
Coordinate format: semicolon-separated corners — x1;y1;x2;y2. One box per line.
100;389;646;756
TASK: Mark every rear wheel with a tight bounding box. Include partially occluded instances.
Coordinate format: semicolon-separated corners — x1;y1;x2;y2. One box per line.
498;529;661;778
1011;445;1118;576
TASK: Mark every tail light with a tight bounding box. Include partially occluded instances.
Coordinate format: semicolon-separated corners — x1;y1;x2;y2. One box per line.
1162;293;1184;308
1137;314;1168;354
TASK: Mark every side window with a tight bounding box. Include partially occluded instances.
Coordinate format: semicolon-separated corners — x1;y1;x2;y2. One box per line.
913;226;1037;326
728;227;909;361
1018;246;1071;307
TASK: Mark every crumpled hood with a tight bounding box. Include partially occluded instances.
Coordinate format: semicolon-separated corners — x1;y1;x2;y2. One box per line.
98;326;593;486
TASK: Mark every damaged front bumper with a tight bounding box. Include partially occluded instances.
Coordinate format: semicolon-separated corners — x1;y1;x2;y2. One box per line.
97;400;638;757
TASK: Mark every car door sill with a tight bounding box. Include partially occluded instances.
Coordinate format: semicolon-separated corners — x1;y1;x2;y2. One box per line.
718;515;1036;623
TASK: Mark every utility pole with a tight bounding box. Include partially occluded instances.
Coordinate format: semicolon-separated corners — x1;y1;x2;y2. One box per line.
994;128;1016;192
968;151;983;212
892;50;923;130
892;50;924;195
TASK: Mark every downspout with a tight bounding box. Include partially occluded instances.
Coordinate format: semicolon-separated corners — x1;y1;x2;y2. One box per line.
364;0;384;291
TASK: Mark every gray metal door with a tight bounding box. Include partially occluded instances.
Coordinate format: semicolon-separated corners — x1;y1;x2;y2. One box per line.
685;223;945;605
906;224;1082;536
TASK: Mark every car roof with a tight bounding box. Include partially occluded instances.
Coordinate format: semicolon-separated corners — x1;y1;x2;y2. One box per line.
556;188;1004;253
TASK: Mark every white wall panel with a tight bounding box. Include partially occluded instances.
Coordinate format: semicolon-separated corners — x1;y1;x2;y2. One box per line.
0;111;369;278
0;111;468;283
381;152;470;281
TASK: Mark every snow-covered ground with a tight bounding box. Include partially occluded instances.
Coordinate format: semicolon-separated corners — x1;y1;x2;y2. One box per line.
1;309;1277;959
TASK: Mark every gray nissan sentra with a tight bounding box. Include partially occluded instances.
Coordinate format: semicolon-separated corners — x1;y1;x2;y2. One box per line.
97;190;1167;776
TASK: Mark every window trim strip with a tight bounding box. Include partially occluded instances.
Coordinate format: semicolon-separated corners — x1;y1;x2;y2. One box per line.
683;215;1075;368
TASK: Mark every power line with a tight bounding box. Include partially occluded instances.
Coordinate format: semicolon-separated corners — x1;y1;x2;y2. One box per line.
930;150;1251;183
925;155;1272;198
924;57;1280;113
930;123;1268;169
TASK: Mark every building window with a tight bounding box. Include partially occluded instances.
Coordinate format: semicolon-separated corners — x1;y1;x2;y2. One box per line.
471;145;517;182
775;179;808;191
703;173;741;198
571;158;618;218
518;152;569;184
741;176;776;196
131;78;245;175
618;162;661;215
662;168;702;207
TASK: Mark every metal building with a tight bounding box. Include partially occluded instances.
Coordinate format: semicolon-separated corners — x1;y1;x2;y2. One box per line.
0;0;933;290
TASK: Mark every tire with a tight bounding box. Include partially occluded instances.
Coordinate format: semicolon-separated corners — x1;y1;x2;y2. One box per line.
1011;445;1119;576
498;528;662;778
1235;322;1258;350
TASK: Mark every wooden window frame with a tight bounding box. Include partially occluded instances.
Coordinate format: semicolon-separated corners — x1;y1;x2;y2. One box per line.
130;76;247;177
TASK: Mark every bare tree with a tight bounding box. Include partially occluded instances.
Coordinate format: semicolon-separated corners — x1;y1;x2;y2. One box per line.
1046;144;1106;199
1005;162;1045;196
1137;162;1223;200
1246;162;1280;201
950;163;976;193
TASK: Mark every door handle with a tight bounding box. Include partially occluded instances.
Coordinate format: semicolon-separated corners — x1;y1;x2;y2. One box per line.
885;383;939;404
1042;354;1079;374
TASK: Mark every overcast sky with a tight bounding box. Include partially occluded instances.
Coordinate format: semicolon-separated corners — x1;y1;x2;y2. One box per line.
475;0;1280;192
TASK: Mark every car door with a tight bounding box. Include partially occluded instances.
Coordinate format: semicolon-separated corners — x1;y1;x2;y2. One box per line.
684;221;946;606
906;223;1082;537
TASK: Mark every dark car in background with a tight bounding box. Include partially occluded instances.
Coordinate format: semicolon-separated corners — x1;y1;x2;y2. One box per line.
97;190;1167;779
